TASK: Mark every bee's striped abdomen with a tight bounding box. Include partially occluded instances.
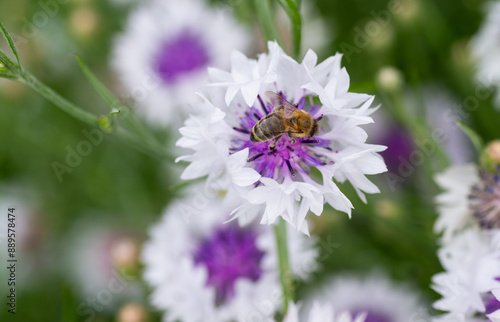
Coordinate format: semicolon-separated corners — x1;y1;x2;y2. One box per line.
250;113;286;142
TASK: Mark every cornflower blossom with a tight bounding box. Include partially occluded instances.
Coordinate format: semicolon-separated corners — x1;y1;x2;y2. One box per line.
141;187;318;322
177;42;387;234
112;0;247;126
432;161;500;321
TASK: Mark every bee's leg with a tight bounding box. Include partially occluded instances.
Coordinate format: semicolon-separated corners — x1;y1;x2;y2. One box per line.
287;131;296;144
269;135;283;151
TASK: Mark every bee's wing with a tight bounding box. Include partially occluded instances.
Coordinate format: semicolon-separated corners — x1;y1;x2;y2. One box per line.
265;91;297;116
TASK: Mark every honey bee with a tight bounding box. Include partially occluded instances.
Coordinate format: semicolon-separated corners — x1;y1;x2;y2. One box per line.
250;91;319;150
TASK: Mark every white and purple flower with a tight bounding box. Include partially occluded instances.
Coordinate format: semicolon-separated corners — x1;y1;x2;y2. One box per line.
283;301;367;322
177;42;387;234
431;228;500;321
141;186;318;322
432;163;500;320
112;0;248;126
434;164;500;242
469;167;500;229
305;273;425;322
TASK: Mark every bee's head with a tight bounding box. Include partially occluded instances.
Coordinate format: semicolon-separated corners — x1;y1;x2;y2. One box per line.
308;119;319;138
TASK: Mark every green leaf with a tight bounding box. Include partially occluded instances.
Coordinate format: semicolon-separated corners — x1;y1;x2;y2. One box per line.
0;20;20;66
254;0;283;46
457;121;484;153
0;49;15;69
277;0;302;60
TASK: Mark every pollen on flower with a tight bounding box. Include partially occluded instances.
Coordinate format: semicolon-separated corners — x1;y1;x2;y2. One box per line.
468;167;500;229
230;93;335;182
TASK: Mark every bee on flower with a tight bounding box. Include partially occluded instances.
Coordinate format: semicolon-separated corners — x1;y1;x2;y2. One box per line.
176;42;387;234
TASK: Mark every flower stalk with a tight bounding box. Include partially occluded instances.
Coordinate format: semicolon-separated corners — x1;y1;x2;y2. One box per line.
254;0;284;48
16;69;100;126
252;2;302;315
274;218;294;315
277;0;302;60
0;20;172;160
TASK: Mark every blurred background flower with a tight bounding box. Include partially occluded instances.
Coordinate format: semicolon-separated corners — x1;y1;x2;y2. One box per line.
305;273;426;322
112;0;248;127
141;187;318;321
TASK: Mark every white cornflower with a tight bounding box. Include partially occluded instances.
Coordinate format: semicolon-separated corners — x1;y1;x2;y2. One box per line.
283;302;366;322
471;1;500;108
431;162;500;320
431;228;500;321
177;42;387;234
434;164;479;243
112;0;248;126
141;186;318;322
305;273;425;322
435;163;500;242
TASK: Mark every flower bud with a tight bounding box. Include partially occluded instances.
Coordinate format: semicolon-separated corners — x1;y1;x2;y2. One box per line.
481;140;500;172
111;236;140;269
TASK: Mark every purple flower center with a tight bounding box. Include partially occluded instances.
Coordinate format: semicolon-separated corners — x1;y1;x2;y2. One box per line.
351;308;393;322
153;30;210;84
193;225;265;305
468;167;500;229
230;92;333;182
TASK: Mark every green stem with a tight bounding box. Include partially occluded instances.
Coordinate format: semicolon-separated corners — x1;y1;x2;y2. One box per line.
10;68;172;160
277;0;302;60
17;70;99;126
254;0;283;46
274;218;294;315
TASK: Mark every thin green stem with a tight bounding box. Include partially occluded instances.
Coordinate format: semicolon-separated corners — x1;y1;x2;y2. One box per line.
17;70;99;126
254;0;283;46
74;55;166;154
0;72;19;81
274;218;294;315
2;59;172;160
